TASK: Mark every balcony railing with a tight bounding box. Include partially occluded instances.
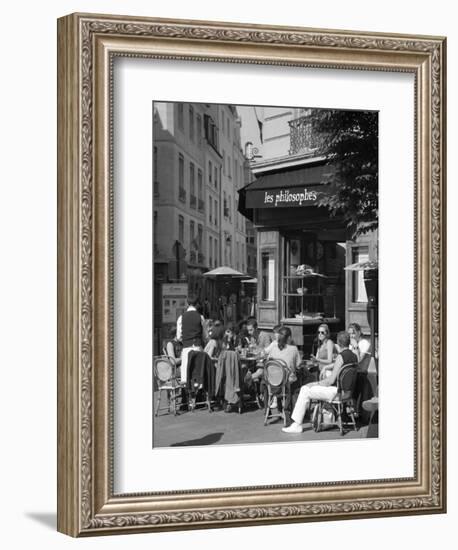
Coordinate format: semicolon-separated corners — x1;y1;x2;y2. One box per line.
198;253;205;264
179;187;186;202
190;195;197;209
189;250;197;263
198;199;205;212
289;114;320;155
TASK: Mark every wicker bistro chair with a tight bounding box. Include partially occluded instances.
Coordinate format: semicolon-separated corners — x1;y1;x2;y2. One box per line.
263;359;289;426
239;357;264;411
187;350;215;413
153;355;185;416
311;363;359;435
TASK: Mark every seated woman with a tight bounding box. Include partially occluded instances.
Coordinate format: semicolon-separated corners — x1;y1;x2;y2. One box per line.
262;326;302;419
282;330;358;433
162;327;185;406
310;323;335;379
247;324;282;384
164;327;183;374
204;318;214;345
204;320;225;360
222;323;237;351
235;320;249;348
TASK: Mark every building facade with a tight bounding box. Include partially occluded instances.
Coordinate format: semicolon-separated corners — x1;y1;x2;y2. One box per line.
153;102;250;344
239;106;378;349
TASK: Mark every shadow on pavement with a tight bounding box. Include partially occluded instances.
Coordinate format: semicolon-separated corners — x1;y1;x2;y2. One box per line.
170;432;224;447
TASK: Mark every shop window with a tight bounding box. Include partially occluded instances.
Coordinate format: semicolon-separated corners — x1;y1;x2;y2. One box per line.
352;246;369;303
261;251;275;302
282;235;337;320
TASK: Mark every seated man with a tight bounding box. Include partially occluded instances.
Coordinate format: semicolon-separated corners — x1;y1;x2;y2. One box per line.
348;322;371;369
262;326;301;418
348;322;375;418
282;331;357;434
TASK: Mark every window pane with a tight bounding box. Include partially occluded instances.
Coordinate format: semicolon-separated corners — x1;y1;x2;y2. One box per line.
261;251;275;302
178;154;184;187
177;103;184;129
178;215;184;243
189;105;194;141
352;247;369;302
196;114;201;145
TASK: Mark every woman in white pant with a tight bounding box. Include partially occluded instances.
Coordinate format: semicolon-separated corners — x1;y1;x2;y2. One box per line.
282;331;357;433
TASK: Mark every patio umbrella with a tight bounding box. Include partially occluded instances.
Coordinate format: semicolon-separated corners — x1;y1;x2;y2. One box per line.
203;266;248;278
203;267;249;324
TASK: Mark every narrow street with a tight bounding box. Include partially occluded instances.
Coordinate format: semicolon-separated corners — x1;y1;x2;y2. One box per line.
153;398;377;448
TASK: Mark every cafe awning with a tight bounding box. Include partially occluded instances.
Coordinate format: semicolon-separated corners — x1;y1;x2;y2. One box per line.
238;161;334;221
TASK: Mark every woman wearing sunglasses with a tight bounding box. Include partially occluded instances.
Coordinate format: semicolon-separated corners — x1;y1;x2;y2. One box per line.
311;323;335;378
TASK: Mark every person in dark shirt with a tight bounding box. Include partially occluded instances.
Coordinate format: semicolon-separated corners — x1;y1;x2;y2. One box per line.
222;323;237;351
176;295;208;384
282;331;357;433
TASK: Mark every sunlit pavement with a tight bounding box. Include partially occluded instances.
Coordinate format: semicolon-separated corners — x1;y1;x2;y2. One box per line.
153;395;378;448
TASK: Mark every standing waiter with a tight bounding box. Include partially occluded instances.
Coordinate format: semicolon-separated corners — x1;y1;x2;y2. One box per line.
176;295;208;383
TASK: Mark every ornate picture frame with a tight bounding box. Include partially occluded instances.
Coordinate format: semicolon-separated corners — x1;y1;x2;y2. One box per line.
57;13;446;536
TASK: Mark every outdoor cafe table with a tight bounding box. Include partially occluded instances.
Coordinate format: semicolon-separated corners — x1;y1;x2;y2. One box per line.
299;359;320;383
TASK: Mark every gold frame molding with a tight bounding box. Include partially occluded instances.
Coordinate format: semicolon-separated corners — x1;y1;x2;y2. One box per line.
57;12;446;537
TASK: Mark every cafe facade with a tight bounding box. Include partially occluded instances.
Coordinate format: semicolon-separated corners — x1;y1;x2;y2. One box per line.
238;152;378;353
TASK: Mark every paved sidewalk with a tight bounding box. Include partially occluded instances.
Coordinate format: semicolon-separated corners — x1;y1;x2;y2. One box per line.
153;398;378;448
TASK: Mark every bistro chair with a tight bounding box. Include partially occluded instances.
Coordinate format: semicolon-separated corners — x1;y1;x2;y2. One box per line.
239;358;264;412
311;363;358;435
263;359;289;426
153;355;185;416
187;350;215;413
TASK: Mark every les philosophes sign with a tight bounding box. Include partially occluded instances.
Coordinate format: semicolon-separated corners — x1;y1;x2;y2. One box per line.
246;187;321;208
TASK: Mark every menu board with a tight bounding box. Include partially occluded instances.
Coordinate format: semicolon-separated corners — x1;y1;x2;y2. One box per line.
162;283;188;324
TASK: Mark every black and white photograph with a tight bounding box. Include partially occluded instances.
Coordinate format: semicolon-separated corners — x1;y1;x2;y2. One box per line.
152;101;379;448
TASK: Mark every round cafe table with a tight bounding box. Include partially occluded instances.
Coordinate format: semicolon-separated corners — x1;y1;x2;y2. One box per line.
299;359;320;383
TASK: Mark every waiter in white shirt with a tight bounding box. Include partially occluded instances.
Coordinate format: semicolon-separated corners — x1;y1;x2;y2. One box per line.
176;295;207;383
